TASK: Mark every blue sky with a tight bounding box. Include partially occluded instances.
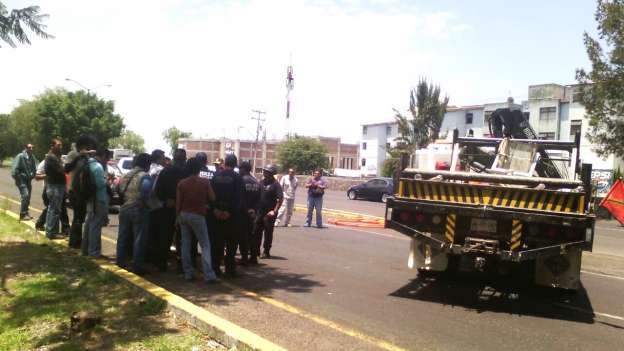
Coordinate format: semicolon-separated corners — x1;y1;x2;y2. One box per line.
0;0;599;151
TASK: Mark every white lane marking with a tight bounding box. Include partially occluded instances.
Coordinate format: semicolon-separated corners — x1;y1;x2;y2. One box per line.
581;270;624;282
553;303;624;322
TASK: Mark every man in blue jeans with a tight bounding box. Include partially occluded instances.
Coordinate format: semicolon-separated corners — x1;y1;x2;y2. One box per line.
43;138;67;239
11;143;38;220
116;153;153;275
305;170;327;228
81;148;109;257
176;158;217;283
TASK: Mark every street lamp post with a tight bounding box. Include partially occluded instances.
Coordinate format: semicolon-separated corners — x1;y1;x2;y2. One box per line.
64;78;112;94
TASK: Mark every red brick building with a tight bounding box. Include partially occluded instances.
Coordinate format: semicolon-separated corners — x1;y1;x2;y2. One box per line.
178;136;358;172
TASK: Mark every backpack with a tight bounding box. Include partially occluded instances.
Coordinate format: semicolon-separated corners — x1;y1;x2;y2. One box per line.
71;160;97;204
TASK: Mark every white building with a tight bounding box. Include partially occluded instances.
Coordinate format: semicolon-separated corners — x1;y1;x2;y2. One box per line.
359;121;398;176
526;83;624;196
360;84;623;185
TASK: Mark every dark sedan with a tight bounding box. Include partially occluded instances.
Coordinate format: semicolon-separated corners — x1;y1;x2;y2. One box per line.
347;178;394;203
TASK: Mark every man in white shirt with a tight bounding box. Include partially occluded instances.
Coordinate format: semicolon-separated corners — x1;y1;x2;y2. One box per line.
276;168;297;227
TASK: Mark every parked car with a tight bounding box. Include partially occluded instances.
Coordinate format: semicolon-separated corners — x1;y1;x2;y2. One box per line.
346;177;394;203
117;156;134;175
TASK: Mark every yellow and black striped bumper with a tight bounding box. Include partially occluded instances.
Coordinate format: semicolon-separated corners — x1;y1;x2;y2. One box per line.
397;179;585;215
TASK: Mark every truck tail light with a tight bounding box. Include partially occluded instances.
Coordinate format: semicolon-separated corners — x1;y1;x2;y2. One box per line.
546;226;558;238
399;211;412;223
415;213;426;223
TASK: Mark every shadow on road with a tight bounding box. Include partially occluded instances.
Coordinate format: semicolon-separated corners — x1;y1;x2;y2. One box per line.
148;259;325;308
390;273;596;324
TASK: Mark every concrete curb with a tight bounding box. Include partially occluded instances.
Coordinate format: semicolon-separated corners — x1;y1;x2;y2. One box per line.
0;202;286;351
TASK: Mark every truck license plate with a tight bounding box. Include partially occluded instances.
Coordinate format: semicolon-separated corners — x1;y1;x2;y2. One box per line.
470;218;497;233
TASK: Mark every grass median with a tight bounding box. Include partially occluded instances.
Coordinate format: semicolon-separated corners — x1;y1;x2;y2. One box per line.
0;212;223;351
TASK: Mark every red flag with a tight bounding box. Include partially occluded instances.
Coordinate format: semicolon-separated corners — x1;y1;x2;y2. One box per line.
601;179;624;225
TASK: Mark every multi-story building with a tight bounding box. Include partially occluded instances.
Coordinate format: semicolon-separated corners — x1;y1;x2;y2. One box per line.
359;99;520;176
178;136;358;173
525;83;623;196
359;121;399;176
360;84;623;187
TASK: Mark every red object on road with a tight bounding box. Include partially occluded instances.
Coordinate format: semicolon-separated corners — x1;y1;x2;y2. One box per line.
601;179;624;225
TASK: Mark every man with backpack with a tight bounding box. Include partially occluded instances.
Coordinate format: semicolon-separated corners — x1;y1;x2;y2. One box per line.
11;143;38;220
116;153;153;275
66;136;97;249
81;148;109;257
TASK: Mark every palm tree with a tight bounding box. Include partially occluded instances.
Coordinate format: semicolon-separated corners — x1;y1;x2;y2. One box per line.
0;2;53;47
393;78;449;153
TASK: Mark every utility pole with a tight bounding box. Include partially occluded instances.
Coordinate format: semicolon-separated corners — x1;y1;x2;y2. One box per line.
251;109;266;170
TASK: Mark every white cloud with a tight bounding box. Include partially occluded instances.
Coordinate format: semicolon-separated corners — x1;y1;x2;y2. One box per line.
0;0;470;151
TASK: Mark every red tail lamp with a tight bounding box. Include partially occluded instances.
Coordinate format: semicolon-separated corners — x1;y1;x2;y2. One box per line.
399;211;412;223
547;226;559;238
415;213;426;223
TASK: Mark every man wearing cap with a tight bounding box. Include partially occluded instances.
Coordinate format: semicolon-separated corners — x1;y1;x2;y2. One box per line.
210;154;243;277
239;161;260;265
252;164;283;260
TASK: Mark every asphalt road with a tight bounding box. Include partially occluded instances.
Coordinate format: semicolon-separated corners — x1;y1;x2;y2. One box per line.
2;167;624;351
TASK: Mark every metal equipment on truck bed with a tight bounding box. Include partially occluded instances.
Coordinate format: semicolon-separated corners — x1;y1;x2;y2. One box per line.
385;130;595;289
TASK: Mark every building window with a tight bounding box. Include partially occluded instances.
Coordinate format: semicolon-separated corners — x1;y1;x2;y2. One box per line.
539;132;556;140
465;113;473;124
363;126;367;135
570;120;582;139
386;125;392;136
539;107;557;121
361;158;366;167
362;142;367;150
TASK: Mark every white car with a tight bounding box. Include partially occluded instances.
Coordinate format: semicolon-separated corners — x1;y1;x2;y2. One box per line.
117;157;134;175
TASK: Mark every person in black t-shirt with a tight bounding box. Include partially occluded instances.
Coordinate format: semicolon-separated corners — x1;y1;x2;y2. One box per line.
210;154;243;277
252;164;283;260
239;161;260;265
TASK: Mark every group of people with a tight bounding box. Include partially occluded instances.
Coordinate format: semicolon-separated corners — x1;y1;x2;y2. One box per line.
10;137;329;284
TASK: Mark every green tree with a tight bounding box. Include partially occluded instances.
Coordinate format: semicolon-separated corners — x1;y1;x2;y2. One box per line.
3;101;38;158
162;127;192;155
0;113;13;164
7;89;124;158
393;78;449;153
576;0;624;157
381;157;399;178
276;136;328;174
109;130;146;155
33;89;124;156
0;2;53;47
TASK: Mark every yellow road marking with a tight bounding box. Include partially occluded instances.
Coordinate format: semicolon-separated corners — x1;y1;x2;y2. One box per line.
219;280;409;351
3;195;408;351
1;195;42;213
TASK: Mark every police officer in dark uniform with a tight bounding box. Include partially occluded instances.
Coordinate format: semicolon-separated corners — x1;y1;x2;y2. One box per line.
252;164;283;260
210;154;243;277
239;161;260;265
